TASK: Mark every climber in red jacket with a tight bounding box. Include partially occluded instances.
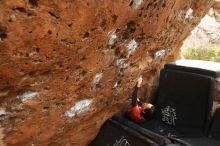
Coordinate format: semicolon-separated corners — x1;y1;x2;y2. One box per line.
127;76;155;122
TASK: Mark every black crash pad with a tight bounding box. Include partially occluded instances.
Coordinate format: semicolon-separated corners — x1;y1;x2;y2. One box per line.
151;69;215;137
209;108;220;139
91;116;191;146
91;118;159;146
112;115;171;146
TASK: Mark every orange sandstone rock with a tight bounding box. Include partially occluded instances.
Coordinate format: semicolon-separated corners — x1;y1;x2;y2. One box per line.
0;0;213;145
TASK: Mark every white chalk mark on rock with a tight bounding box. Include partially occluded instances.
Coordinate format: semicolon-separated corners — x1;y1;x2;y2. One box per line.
92;73;103;85
127;39;138;57
116;58;127;68
108;30;117;46
17;90;39;103
0;108;7;116
113;82;118;88
114;58;128;88
130;0;143;10
154;49;166;58
65;99;93;118
185;8;194;20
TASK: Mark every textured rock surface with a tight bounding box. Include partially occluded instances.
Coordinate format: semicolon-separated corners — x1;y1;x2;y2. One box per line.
212;3;220;22
181;1;220;50
213;0;220;22
0;0;213;145
181;13;220;51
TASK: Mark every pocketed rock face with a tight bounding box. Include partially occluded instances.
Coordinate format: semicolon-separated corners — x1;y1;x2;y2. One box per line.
212;0;220;22
0;0;213;145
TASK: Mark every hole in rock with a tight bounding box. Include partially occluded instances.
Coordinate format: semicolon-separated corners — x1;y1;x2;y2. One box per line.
83;32;90;38
48;30;52;34
0;26;7;40
13;7;27;13
29;0;39;7
48;11;59;19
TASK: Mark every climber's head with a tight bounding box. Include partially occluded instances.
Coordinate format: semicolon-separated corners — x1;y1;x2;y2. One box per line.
141;103;155;119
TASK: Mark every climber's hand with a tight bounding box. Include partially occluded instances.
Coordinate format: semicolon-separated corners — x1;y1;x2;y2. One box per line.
137;76;143;88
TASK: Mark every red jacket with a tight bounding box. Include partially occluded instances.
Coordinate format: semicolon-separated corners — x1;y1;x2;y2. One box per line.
127;105;145;122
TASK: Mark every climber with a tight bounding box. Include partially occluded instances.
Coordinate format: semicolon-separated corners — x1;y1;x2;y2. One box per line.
126;76;155;122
